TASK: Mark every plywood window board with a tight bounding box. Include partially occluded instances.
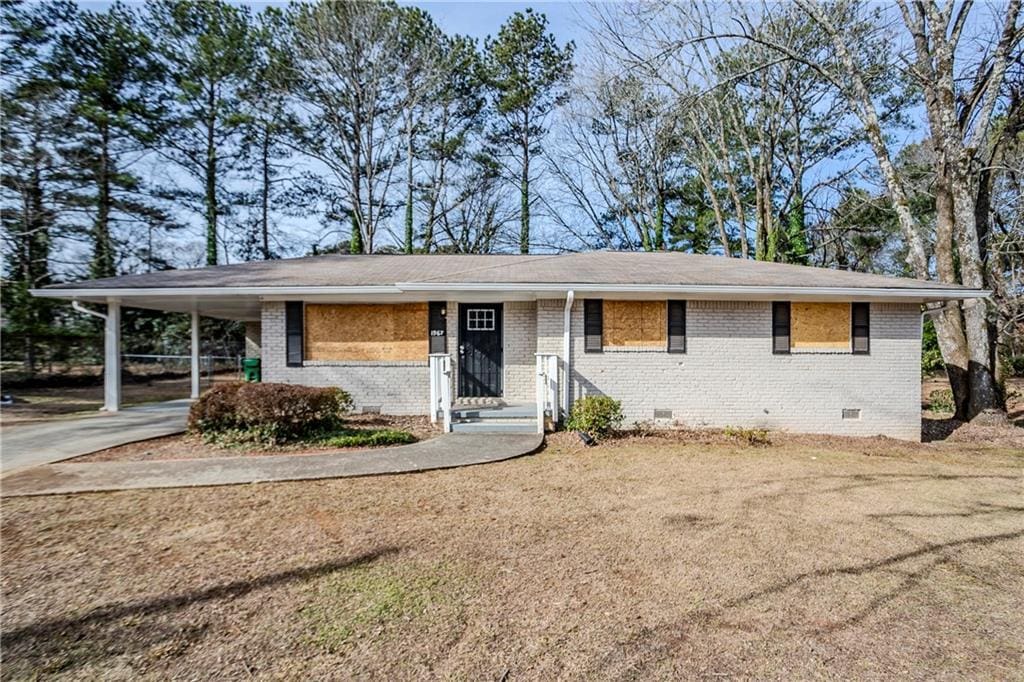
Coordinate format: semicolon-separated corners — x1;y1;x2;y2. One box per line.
603;300;667;347
305;303;428;361
791;302;851;351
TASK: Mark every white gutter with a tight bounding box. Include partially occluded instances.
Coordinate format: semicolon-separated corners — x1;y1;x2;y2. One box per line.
395;282;989;300
33;283;989;302
563;290;574;420
31;285;404;298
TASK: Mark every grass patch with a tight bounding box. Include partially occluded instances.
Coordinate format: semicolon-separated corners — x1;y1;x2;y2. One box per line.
723;426;772;446
201;425;416;449
317;428;416;448
300;562;458;652
927;388;955;413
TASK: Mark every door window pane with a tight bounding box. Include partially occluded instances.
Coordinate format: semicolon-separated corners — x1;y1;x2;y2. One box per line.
466;308;496;331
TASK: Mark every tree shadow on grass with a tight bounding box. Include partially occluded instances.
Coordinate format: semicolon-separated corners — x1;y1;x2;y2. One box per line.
2;545;402;676
594;529;1024;678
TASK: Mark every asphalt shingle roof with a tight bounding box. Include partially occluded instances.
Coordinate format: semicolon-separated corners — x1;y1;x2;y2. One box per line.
45;251;972;292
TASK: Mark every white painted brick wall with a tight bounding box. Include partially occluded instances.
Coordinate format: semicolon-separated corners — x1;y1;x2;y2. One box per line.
568;300;922;440
260;298;923;439
244;322;261;359
503;301;537;401
261;302;429;414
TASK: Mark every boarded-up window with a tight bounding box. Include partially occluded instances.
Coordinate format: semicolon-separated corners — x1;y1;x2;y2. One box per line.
286;301;303;367
668;300;686;353
604;300;667;347
852;302;870;354
305;303;428;361
772;302;791;354
584;299;603;353
791;303;851;351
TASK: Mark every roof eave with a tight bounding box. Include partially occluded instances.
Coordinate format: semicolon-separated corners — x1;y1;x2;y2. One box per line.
30;282;988;303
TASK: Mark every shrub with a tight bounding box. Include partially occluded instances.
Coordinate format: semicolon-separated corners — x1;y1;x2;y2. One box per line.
927;388;955;414
723;426;771;447
565;395;623;439
189;382;352;445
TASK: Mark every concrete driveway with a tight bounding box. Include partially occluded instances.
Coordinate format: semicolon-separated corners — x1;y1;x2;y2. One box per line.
0;400;190;475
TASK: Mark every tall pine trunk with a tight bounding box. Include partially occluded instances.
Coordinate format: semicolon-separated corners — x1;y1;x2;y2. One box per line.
204;85;218;266
519;145;530;254
260;127;271;260
404;111;414;254
92;123;115;279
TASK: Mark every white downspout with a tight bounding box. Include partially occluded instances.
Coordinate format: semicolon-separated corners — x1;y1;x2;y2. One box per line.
190;309;201;399
562;289;574;421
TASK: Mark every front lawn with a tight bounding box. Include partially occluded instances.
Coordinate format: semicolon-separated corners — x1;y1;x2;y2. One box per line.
2;434;1021;679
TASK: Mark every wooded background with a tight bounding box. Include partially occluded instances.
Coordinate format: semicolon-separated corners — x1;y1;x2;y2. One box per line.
2;0;1021;419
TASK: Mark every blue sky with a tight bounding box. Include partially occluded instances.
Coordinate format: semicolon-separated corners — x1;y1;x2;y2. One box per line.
402;1;585;44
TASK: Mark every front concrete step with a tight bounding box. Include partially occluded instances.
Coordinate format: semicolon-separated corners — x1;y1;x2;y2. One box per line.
451;402;537;421
451;421;539;434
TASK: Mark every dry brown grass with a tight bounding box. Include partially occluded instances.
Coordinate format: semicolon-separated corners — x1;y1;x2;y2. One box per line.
2;436;1022;680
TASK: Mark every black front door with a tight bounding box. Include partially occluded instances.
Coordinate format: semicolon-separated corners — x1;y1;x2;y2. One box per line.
458;304;503;397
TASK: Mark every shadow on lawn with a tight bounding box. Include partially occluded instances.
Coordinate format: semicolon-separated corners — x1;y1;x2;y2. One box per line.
2;545;402;674
595;528;1024;678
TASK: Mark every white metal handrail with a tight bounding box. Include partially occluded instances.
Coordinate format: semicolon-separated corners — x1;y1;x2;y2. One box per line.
535;353;559;434
429;353;453;432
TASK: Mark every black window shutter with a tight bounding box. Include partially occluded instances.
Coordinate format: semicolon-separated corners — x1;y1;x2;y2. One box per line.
584;299;603;353
852;302;870;354
668;300;686;353
285;301;303;367
772;302;791;354
428;301;447;354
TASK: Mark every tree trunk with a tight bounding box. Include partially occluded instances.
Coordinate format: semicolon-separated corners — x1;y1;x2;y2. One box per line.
951;164;1001;417
932;169;973;418
205;86;218;266
404;112;414;254
92;122;115;279
653;190;665;250
520;144;530;254
260;128;271;260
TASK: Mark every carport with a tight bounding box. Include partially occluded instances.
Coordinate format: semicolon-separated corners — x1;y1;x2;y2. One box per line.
31;289;262;412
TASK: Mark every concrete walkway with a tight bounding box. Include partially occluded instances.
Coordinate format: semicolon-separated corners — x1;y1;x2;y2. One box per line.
0;431;543;497
0;400;191;475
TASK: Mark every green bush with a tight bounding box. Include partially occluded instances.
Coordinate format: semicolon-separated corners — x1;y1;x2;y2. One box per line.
189;382;352;445
1010;355;1024;377
723;426;772;447
920;318;945;375
565;395;623;439
927;388;955;414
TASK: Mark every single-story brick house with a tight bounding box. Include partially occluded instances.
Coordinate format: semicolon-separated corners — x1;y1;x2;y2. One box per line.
33;252;987;440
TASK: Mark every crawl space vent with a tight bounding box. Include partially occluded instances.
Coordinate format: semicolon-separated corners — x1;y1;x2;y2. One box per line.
653;409;673;420
842;408;861;420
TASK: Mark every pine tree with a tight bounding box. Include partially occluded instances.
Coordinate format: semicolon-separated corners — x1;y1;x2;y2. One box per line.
51;2;172;279
148;0;255;266
482;10;573;254
1;0;76;371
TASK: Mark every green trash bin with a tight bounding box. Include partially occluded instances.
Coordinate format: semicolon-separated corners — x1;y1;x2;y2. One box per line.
242;357;261;382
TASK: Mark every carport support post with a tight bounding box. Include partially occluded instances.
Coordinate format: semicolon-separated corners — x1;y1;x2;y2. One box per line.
190;310;200;399
103;298;121;412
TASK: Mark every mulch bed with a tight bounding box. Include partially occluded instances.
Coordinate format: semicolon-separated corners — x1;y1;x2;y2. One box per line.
72;413;440;463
